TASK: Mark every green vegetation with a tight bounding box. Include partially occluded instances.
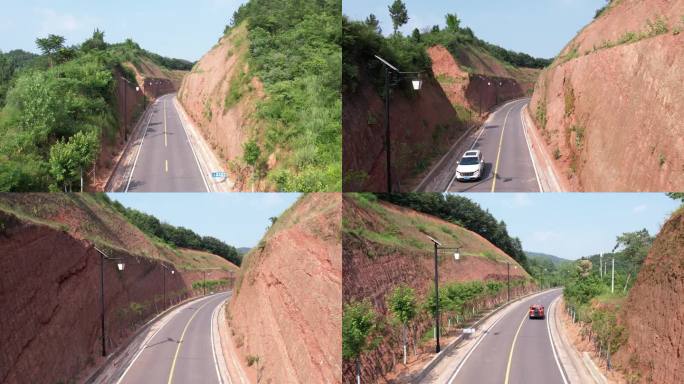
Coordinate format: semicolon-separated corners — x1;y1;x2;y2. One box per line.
564;84;575;117
192;279;230;291
342;300;382;384
226;0;341;192
0;30;191;191
105;195;241;266
553;148;561;160
377;193;529;268
387;285;418;364
571;124;586;149
535;100;547;130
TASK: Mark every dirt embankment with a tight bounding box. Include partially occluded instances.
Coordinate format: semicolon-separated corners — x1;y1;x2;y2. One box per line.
428;45;534;113
228;194;342;383
529;0;684;191
613;207;684;383
343;66;469;192
0;209;235;384
342;196;530;383
124;58;187;99
179;24;265;191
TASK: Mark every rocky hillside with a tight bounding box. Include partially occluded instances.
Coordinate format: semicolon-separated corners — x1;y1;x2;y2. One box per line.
227;194;342;383
528;0;684;191
0;194;236;384
342;194;531;383
613;206;684;383
179;24;264;191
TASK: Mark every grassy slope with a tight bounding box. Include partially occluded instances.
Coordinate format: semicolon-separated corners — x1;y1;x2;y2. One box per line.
0;194;236;271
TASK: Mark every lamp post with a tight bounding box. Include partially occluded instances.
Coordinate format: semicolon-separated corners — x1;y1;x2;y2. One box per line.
161;263;175;310
374;55;423;193
94;247;125;357
427;236;461;354
120;76;140;142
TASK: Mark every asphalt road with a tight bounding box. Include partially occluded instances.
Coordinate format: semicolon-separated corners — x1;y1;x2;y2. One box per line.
116;292;229;384
124;93;208;192
417;98;541;192
444;289;567;384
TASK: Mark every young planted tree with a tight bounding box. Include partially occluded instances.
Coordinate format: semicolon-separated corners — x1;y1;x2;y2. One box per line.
35;34;65;67
343;301;381;384
445;13;461;32
48;130;100;192
387;285;417;364
365;14;381;34
388;0;409;35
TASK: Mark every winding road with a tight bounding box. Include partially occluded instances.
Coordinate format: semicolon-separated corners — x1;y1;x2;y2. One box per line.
108;93;209;192
421;289;568;384
116;292;229;384
416;98;542;193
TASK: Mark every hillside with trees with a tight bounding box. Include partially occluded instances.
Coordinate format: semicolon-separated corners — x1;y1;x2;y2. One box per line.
0;30;192;192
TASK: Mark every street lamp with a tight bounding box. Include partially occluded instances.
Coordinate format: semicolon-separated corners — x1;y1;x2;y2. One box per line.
94;246;125;357
161;263;175;310
120;76;141;142
375;54;424;193
428;236;461;354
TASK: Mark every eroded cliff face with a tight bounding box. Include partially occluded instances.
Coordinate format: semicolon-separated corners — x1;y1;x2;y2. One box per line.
178;24;265;190
613;208;684;383
0;212;233;384
342;196;531;383
529;0;684;191
228;194;342;383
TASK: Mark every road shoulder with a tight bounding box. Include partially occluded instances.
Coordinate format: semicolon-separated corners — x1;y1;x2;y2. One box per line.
216;300;250;384
173;96;233;192
521;106;564;192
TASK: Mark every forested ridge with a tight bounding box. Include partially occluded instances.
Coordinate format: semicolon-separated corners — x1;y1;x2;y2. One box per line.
0;31;192;192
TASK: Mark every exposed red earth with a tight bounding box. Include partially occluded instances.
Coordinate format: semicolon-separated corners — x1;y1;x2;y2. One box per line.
0;195;236;384
342;196;531;383
529;0;684;191
227;193;342;383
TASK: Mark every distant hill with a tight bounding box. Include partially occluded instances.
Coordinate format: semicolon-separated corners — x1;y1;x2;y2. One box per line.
525;251;570;265
237;247;251;255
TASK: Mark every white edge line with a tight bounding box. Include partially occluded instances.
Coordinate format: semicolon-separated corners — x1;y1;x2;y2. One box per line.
519;103;543;193
174;97;210;192
446;302;512;383
547;296;570;384
125;102;156;193
211;301;228;384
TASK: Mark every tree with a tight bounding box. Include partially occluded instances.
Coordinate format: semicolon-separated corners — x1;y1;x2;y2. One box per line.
615;229;653;291
387;285;417;364
269;216;278;225
445;13;461;32
411;28;421;42
35;34;65;67
364;14;381;34
243;140;261;167
82;28;108;52
667;193;684;202
343;301;381;384
388;0;409;35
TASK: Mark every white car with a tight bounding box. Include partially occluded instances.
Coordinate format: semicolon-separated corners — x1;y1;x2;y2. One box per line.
455;150;485;181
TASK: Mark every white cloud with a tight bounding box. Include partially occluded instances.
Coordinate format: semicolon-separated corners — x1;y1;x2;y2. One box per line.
33;7;95;35
632;204;647;213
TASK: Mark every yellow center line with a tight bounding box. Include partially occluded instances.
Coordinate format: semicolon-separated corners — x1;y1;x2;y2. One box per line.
491;104;515;192
504;311;529;384
167;298;213;384
163;100;168;147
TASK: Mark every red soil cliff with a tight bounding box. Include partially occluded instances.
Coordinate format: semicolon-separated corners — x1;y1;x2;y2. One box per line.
228;194;342;383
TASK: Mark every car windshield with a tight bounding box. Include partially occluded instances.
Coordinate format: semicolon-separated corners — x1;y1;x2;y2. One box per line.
460;157;479;165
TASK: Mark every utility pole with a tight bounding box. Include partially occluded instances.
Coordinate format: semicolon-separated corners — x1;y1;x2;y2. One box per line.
611;256;615;294
433;241;440;353
600;252;603;278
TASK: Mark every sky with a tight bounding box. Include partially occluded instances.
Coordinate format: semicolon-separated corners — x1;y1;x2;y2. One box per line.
107;193;301;248
460;193;680;260
343;0;607;58
0;0;248;61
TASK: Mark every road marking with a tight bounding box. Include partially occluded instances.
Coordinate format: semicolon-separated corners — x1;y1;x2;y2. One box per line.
547;296;570;384
167;298;215;384
173;97;210;192
125;102;156;193
211;301;228;384
504;311;528;384
165;159;168;173
164;100;168;147
490;102;516;192
115;294;217;384
519;103;543;192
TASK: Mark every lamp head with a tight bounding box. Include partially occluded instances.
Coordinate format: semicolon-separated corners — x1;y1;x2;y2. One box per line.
412;79;423;91
117;263;125;271
454;252;460;261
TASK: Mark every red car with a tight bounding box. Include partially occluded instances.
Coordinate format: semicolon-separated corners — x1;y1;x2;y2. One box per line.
529;304;545;319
